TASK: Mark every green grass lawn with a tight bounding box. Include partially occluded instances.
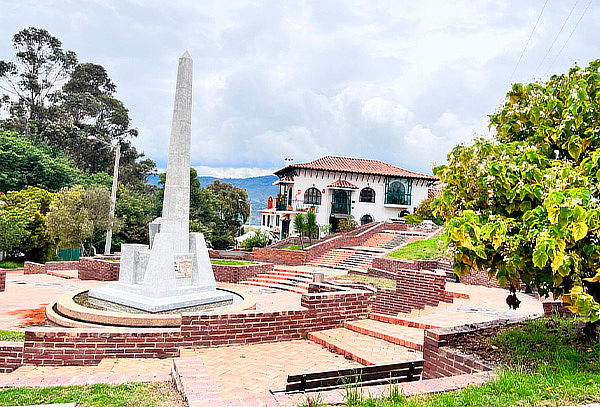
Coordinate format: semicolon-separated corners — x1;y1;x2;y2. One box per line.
285;244;306;251
210;259;257;266
0;330;25;342
0;382;183;407
0;259;24;269
334;273;396;289
388;236;448;260
306;318;600;407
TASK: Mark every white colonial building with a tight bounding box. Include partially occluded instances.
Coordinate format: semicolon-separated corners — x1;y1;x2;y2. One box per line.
259;156;437;239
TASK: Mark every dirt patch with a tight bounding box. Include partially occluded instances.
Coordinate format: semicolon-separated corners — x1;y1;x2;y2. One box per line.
446;323;523;367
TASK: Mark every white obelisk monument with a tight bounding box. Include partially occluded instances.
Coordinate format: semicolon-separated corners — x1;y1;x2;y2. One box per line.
89;52;233;312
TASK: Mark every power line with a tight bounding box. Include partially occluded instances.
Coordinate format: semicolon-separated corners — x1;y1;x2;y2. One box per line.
535;0;580;74
545;0;593;76
509;0;550;84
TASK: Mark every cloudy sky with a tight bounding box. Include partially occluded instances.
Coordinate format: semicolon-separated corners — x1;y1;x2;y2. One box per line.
1;0;598;177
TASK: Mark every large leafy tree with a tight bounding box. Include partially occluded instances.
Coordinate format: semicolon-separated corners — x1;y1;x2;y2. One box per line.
434;60;600;321
1;187;56;261
0;130;108;192
0;28;155;186
0;27;77;123
207;180;250;249
46;185;111;249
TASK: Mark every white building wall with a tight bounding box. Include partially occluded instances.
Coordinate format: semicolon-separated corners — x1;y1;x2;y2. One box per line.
285;169;431;234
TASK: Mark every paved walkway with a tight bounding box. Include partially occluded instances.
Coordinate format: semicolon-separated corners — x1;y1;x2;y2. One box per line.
180;340;361;400
0;270;106;330
0;358;172;388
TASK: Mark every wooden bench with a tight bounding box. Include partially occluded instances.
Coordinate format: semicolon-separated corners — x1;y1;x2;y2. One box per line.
271;360;424;394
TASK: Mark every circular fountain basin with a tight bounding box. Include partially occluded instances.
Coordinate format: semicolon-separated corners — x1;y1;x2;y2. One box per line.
47;286;255;328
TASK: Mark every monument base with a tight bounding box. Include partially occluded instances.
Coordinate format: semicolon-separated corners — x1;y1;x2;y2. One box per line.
88;284;234;313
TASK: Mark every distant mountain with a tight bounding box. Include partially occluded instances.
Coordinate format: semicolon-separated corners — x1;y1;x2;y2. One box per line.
147;174;278;225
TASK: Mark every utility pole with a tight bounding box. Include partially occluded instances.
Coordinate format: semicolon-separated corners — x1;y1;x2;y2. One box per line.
104;141;121;255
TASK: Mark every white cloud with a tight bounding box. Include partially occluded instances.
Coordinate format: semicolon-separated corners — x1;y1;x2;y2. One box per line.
0;0;598;176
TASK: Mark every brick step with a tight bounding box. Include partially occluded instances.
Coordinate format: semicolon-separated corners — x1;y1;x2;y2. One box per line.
238;281;307;294
47;270;78;279
256;271;313;279
308;328;422;365
343;319;424;351
369;313;440;330
247;275;311;288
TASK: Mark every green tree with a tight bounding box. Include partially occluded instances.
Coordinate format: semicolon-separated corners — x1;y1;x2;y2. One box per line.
240;230;270;250
414;197;444;225
293;212;306;248
46;185;111;250
305;210;318;245
2;187;56;261
433;60;600;322
113;184;156;248
0;29;155;186
0;27;77;123
0;130;109;192
207;180;250;249
0;199;29;254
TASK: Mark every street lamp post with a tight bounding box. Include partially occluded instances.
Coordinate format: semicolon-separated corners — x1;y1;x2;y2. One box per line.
87;136;121;255
104;141;121;255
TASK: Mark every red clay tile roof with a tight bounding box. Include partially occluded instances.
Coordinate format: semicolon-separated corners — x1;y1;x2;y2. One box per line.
275;156;437;180
272;175;294;185
327;180;359;189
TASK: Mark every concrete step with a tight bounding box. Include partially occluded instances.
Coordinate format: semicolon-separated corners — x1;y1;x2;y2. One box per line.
239;281;306;294
369;313;441;330
308;328;422;365
344;319;424;351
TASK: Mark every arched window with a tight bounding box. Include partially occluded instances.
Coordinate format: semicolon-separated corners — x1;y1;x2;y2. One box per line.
304;187;322;205
360;187;375;203
360;214;374;225
386;180;410;205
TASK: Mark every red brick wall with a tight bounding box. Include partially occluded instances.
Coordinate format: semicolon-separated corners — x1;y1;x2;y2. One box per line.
372;268;449;315
460;268;502;288
212;262;273;283
78;257;120;281
0;287;373;370
251;248;308;266
45;261;79;271
0;271;5;292
543;300;571;317
372;257;450;273
21;328;180;366
422;318;524;379
181;289;373;347
23;261;46;275
0;342;24;373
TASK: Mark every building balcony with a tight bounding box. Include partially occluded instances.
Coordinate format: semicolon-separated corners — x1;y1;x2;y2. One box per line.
384;192;411;206
331;202;351;216
276;199;288;211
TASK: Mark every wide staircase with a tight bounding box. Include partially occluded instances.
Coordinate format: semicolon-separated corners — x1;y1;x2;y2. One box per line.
307;230;412;273
239;265;315;294
307;313;436;365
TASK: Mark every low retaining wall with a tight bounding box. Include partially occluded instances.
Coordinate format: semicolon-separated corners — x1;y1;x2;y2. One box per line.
0;342;24;373
1;286;373;369
372;267;450;315
0;271;5;292
251;221;391;265
23;261;46;275
212;262;273;283
422;318;524;379
460;268;502;288
250;248;307;266
371;257;450;274
45;261;79;271
78;257;120;281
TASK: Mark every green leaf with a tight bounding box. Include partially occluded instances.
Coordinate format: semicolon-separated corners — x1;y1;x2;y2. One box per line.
533;242;549;269
572;221;588;241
